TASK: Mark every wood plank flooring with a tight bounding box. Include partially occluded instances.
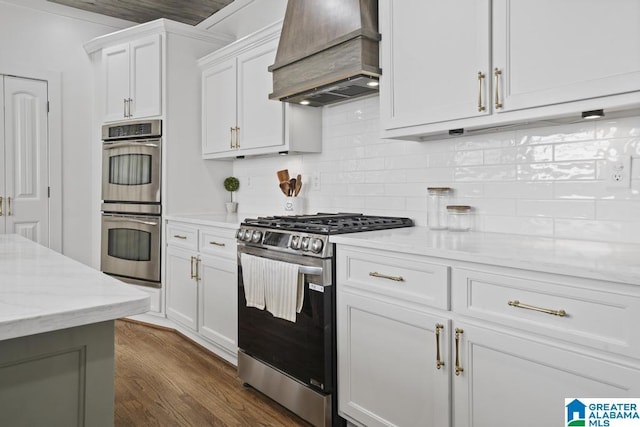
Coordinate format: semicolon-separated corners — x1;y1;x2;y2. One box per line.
114;320;310;426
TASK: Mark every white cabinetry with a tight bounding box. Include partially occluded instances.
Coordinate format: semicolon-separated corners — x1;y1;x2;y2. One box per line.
336;244;640;427
102;34;161;122
336;246;451;427
199;22;322;159
380;0;640;140
165;220;238;362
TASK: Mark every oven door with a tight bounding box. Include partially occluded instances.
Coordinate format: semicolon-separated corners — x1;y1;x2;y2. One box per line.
101;213;161;286
237;244;335;393
102;138;161;203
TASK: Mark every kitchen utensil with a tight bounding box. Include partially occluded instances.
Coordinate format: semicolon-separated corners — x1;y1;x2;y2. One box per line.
289;178;296;196
277;169;290;183
294;174;302;196
279;181;290;196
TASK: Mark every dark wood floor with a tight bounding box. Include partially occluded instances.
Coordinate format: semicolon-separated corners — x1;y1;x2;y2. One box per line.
114;320;310;426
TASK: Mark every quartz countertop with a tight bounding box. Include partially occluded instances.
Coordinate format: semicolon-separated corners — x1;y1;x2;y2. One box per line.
165;212;261;228
331;227;640;285
0;234;150;341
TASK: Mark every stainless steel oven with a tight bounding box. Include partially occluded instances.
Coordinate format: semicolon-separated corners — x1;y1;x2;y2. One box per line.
101;206;161;287
100;119;162;288
102;119;161;204
235;214;414;427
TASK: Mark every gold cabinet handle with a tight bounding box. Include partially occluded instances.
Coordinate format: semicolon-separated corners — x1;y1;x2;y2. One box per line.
7;197;11;216
195;256;201;281
235;126;240;148
209;241;226;247
230;127;235;149
494;68;503;109
173;234;187;240
123;98;128;118
369;271;404;282
477;71;486;112
455;328;464;376
435;323;445;369
0;196;3;216
508;300;567;317
190;256;196;279
128;98;133;117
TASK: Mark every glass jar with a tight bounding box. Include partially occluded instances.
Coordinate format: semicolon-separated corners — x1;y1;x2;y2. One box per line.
427;187;451;230
446;205;472;231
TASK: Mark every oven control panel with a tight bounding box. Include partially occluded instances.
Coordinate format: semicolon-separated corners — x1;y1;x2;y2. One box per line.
236;227;330;258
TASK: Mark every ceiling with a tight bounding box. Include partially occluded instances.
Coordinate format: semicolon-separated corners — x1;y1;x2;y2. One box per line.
47;0;235;26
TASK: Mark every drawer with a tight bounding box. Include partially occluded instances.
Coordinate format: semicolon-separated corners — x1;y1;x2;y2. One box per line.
452;267;640;357
337;246;449;310
166;222;198;251
198;226;237;259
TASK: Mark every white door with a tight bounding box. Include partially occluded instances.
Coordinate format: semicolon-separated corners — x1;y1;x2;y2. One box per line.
493;0;640;112
2;76;49;245
102;43;130;122
199;254;237;353
202;58;237;156
338;290;451;427
129;34;162;119
452;322;640;427
236;38;284;152
380;0;491;130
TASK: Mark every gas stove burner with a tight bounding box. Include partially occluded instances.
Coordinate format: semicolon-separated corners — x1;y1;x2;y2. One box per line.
243;212;414;235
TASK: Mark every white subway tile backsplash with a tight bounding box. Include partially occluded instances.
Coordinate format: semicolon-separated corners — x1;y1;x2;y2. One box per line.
233;97;640;244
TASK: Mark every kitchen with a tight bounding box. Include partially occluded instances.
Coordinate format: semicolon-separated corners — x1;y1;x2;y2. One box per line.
1;0;640;426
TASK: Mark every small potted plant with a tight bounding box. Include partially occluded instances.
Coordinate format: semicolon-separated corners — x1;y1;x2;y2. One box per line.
223;176;240;213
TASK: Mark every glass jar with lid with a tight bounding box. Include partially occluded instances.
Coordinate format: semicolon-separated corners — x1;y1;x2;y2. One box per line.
446;205;472;231
427;187;451;230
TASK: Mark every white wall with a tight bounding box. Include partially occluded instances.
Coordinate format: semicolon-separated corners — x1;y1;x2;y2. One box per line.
232;96;640;244
0;0;132;264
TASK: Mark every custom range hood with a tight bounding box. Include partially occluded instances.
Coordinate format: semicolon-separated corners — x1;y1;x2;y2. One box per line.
269;0;381;107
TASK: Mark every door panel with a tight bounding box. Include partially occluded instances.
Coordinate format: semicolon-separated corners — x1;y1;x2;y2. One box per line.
102;44;130;122
3;76;49;245
202;59;237;155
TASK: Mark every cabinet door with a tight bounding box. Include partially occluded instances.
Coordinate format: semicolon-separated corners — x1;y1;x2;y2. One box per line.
380;0;491;131
129;34;162;119
338;289;451;427
102;43;130;122
452;322;640;427
202;58;237;156
199;254;237;354
166;246;198;331
493;0;640;112
236;38;284;152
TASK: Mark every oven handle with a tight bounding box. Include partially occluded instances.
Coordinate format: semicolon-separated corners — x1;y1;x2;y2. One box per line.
103;141;160;149
238;247;325;278
103;216;159;226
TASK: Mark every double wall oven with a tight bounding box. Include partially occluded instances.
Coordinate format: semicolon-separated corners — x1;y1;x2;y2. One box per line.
236;213;414;427
101;119;162;288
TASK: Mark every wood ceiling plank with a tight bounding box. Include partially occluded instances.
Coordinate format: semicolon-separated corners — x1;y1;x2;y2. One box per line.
47;0;234;26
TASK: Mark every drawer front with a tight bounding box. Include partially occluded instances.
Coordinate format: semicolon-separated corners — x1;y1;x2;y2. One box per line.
452;267;640;357
337;246;449;310
166;222;198;251
198;227;237;258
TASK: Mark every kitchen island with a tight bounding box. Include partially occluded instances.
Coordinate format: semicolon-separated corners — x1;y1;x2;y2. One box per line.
0;234;150;427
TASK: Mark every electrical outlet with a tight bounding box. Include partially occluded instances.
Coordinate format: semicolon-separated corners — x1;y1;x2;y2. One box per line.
311;172;321;190
605;156;631;189
245;176;251;188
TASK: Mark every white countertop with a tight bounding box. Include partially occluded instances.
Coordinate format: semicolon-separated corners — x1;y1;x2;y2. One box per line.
331;227;640;285
0;234;150;341
165;212;249;228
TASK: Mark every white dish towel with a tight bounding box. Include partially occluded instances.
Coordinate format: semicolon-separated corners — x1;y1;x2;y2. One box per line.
241;253;303;322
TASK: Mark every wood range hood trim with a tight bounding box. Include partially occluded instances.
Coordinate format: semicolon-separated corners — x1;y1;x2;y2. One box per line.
269;0;381;107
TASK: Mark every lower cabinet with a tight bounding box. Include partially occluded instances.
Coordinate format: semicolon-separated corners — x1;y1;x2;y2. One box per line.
336;244;640;427
338;289;451;427
165;220;238;361
452;322;640;427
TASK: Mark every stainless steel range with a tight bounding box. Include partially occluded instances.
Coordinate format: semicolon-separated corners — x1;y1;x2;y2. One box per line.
236;213;414;427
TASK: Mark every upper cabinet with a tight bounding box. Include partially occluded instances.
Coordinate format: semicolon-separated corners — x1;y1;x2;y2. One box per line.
102;35;162;122
199;22;322;159
380;0;640;140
